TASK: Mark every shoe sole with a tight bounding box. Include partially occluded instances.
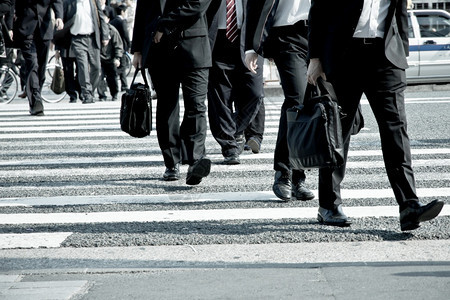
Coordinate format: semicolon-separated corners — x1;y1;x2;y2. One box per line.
291;192;315;201
401;200;444;231
247;139;260;154
223;159;240;165
418;200;444;222
317;214;352;227
186;158;211;185
163;176;180;181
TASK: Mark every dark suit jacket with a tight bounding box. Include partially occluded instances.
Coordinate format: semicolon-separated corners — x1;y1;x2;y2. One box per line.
244;0;279;55
208;0;252;64
14;0;63;41
103;5;115;20
110;15;130;52
308;0;409;79
63;0;110;50
131;0;214;69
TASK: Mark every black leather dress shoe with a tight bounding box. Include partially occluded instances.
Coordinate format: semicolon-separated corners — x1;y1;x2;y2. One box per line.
30;102;44;116
82;98;95;104
30;110;44;116
186;157;211;185
223;154;240;165
400;199;444;231
291;180;315;201
272;171;291;201
317;205;352;227
235;134;245;154
163;164;180;181
246;137;261;154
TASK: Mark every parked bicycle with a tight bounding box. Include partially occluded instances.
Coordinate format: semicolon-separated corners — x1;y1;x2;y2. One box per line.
0;57;67;104
47;51;133;78
0;60;19;104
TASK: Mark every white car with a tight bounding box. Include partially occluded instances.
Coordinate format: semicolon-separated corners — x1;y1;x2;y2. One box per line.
407;9;450;84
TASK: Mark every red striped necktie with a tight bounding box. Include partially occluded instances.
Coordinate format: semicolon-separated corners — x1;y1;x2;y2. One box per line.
226;0;238;43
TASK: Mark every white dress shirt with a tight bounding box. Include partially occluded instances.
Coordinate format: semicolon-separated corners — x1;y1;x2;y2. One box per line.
218;0;244;30
353;0;390;38
71;0;95;36
273;0;311;27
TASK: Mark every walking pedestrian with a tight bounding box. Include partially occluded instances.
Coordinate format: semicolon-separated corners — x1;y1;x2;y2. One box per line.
131;0;215;185
109;4;130;91
207;0;265;165
306;0;444;229
13;0;64;115
245;0;315;201
66;0;110;104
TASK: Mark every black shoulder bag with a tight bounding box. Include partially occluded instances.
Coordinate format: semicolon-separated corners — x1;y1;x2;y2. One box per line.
286;78;345;169
120;68;152;138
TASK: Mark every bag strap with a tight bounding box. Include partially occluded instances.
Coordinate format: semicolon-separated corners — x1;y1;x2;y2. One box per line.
131;67;150;87
316;77;339;104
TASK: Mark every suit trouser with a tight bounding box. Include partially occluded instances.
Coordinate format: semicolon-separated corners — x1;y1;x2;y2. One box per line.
208;31;264;157
117;55;128;89
20;32;50;112
61;56;80;101
71;34;101;101
245;101;265;144
98;60;119;99
263;21;309;180
319;41;419;211
149;61;209;168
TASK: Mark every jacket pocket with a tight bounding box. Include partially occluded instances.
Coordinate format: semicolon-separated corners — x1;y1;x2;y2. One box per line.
182;27;207;38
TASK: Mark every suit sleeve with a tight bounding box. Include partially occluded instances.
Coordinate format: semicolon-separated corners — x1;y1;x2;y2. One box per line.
51;0;63;20
95;0;110;41
244;0;277;54
111;27;123;59
131;0;146;53
396;0;409;57
121;21;131;52
4;0;14;29
308;0;328;60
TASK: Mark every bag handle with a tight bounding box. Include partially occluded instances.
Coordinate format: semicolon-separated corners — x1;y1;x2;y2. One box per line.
131;67;150;87
316;77;339;104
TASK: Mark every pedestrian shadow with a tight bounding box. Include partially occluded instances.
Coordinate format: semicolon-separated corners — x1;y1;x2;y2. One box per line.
2;217;448;247
393;271;450;278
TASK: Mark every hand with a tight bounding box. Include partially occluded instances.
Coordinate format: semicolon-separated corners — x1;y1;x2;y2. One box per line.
307;58;327;86
114;58;121;68
245;52;259;74
132;52;142;69
102;40;109;47
153;31;163;44
55;18;64;31
8;30;13;41
55;50;60;60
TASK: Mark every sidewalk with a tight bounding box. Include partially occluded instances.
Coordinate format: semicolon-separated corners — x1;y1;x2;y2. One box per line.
1;240;450;299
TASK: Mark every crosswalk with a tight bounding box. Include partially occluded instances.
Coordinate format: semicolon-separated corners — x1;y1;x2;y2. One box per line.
0;94;449;250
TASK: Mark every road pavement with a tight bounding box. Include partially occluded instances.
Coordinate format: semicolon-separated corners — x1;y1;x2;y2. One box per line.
0;84;449;299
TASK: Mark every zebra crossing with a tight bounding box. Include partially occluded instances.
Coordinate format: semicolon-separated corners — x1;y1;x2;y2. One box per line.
0;94;449;250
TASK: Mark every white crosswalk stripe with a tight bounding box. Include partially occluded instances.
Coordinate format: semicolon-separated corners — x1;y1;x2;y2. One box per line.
0;96;449;250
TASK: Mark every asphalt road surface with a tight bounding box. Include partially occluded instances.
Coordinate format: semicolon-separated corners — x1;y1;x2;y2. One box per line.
0;84;449;299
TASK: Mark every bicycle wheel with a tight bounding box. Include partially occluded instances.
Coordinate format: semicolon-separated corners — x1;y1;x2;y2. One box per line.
47;54;55;78
124;53;132;76
0;66;19;105
42;63;67;103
